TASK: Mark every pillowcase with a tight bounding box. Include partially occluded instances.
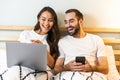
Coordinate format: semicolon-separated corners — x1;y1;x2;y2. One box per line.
105;45;120;80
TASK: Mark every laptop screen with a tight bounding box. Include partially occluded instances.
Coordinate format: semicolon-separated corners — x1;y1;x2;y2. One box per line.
6;42;47;71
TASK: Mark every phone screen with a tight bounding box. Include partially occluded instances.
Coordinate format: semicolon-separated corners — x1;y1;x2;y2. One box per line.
75;56;85;64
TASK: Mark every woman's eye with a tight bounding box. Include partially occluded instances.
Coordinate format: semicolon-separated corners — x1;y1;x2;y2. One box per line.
48;19;54;22
42;19;46;21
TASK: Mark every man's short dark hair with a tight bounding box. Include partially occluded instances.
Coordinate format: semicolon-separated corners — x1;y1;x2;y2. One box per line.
65;9;83;20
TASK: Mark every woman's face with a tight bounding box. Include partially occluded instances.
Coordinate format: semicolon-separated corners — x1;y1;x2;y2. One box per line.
38;11;54;34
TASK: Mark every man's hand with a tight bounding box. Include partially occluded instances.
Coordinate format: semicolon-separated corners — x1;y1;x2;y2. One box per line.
64;60;83;71
65;60;92;72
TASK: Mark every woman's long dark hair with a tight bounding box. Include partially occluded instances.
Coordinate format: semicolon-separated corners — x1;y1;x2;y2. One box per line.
34;6;60;61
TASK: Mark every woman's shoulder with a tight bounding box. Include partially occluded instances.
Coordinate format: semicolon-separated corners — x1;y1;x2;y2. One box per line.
20;30;34;35
21;30;32;34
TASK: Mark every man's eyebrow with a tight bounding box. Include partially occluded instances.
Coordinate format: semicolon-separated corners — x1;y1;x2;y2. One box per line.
64;20;67;22
64;19;74;22
69;19;74;21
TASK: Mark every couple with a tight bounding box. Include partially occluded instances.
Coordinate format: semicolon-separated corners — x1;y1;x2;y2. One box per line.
0;6;108;80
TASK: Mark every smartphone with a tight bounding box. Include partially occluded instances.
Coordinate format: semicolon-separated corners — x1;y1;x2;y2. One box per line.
75;56;85;65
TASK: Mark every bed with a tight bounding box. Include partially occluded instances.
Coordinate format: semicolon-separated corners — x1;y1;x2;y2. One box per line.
0;25;120;80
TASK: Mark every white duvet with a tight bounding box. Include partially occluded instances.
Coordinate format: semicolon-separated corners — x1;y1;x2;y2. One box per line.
0;49;53;80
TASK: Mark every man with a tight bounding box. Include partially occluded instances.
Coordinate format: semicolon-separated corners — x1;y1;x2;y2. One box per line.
54;9;108;80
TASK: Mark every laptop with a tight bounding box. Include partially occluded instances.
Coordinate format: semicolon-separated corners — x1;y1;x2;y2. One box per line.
6;42;47;71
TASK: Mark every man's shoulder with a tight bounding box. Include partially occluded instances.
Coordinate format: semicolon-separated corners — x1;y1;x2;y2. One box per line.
59;35;70;43
60;35;70;40
87;33;102;39
87;33;103;42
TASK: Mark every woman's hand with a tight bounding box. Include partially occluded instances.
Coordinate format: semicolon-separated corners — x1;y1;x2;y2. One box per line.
31;40;42;44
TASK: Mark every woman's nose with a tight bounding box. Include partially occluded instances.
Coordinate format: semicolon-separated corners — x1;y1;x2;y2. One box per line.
44;21;49;26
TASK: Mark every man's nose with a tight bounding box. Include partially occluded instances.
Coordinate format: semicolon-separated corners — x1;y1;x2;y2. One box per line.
66;22;71;27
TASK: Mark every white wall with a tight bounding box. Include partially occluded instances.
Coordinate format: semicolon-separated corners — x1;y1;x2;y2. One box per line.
0;0;120;27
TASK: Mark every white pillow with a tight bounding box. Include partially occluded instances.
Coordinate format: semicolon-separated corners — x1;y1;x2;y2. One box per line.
105;45;120;80
0;49;7;73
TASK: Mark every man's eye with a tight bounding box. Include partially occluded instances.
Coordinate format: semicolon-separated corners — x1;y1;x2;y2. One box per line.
64;20;68;24
70;20;74;23
64;21;67;24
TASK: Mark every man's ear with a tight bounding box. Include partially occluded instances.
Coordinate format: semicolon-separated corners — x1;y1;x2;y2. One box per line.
79;19;83;25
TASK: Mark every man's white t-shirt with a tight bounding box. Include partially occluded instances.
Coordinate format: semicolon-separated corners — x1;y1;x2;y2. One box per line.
58;33;106;66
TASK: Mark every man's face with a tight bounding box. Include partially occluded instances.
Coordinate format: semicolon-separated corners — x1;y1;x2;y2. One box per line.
64;12;80;36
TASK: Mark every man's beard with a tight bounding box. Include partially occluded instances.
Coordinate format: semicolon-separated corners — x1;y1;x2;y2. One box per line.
66;24;80;36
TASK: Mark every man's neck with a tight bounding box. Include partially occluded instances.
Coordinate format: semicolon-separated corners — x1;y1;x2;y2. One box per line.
73;31;86;38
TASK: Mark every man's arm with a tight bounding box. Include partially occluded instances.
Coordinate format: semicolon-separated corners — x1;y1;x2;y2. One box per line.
95;56;108;74
87;56;108;74
54;57;108;75
54;58;85;74
54;58;76;74
54;58;65;74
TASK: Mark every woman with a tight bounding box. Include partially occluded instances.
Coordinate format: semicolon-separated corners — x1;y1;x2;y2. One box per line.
0;6;60;80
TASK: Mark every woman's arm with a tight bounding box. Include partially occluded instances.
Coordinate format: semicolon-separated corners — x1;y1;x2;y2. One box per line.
47;51;55;69
31;40;55;68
